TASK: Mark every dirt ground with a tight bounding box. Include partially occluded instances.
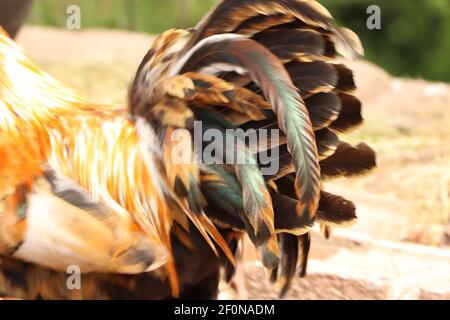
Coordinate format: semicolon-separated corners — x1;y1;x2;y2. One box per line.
13;26;450;299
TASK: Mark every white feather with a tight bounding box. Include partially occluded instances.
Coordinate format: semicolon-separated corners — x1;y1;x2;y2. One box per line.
170;33;245;76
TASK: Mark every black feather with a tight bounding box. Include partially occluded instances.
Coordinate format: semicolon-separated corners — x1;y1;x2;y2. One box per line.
317;191;357;226
315;128;339;160
272;192;314;234
187;0;335;47
278;233;299;298
330;93;363;133
298;233;311;277
306;93;342;131
253;28;326;61
287;61;338;99
177;36;321;225
335;64;356;93
320;142;376;179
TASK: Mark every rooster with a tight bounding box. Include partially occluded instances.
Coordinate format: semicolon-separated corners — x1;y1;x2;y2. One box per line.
0;0;376;300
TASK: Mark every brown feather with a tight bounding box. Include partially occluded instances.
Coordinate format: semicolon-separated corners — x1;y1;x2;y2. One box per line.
287;61;338;99
317;191;357;227
177;36;321;224
315;128;339;160
277;233;299;298
298;232;311;277
320;142;377;179
306;93;342;131
185;72;271;121
330;93;363;133
334;64;357;93
272;192;314;235
253;28;327;62
236;14;295;35
187;0;334;47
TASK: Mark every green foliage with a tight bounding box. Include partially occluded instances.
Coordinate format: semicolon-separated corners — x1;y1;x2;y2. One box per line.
28;0;450;82
28;0;217;32
321;0;450;82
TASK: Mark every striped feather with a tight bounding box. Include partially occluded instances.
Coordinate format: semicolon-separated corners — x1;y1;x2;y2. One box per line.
175;35;321;225
187;0;334;46
252;28;327;62
305;93;342;131
287;60;338;99
330;93;363;133
195;116;279;262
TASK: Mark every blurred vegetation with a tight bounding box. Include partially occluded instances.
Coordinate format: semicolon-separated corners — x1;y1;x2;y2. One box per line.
28;0;450;82
28;0;217;32
321;0;450;82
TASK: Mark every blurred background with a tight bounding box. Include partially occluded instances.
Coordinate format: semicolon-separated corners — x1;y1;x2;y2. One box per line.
1;0;449;299
25;0;450;82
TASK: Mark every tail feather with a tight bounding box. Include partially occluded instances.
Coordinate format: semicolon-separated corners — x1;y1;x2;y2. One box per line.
177;36;321;231
272;192;314;234
320;142;377;179
317;191;357;227
298;232;311;278
306;93;342;131
188;0;334;45
315;128;340;160
252;28;327;62
278;233;299;298
193;114;280;267
330;93;363;133
287;61;339;99
173;0;373;294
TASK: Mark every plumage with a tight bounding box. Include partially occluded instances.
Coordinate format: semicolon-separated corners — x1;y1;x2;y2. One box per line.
298;232;311;278
306;93;342;131
320;142;377;179
271;192;314;234
315;128;340;160
252;28;327;62
235;14;295;36
330;93;363;133
287;60;339;99
334;64;357;93
0;0;375;300
317;191;357;227
277;233;299;298
187;0;335;45
185;72;271;121
195;118;280;268
175;35;322;227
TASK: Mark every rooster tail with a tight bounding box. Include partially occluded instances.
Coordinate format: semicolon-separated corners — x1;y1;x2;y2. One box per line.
174;35;321;228
186;0;363;60
165;0;375;295
122;0;377;297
